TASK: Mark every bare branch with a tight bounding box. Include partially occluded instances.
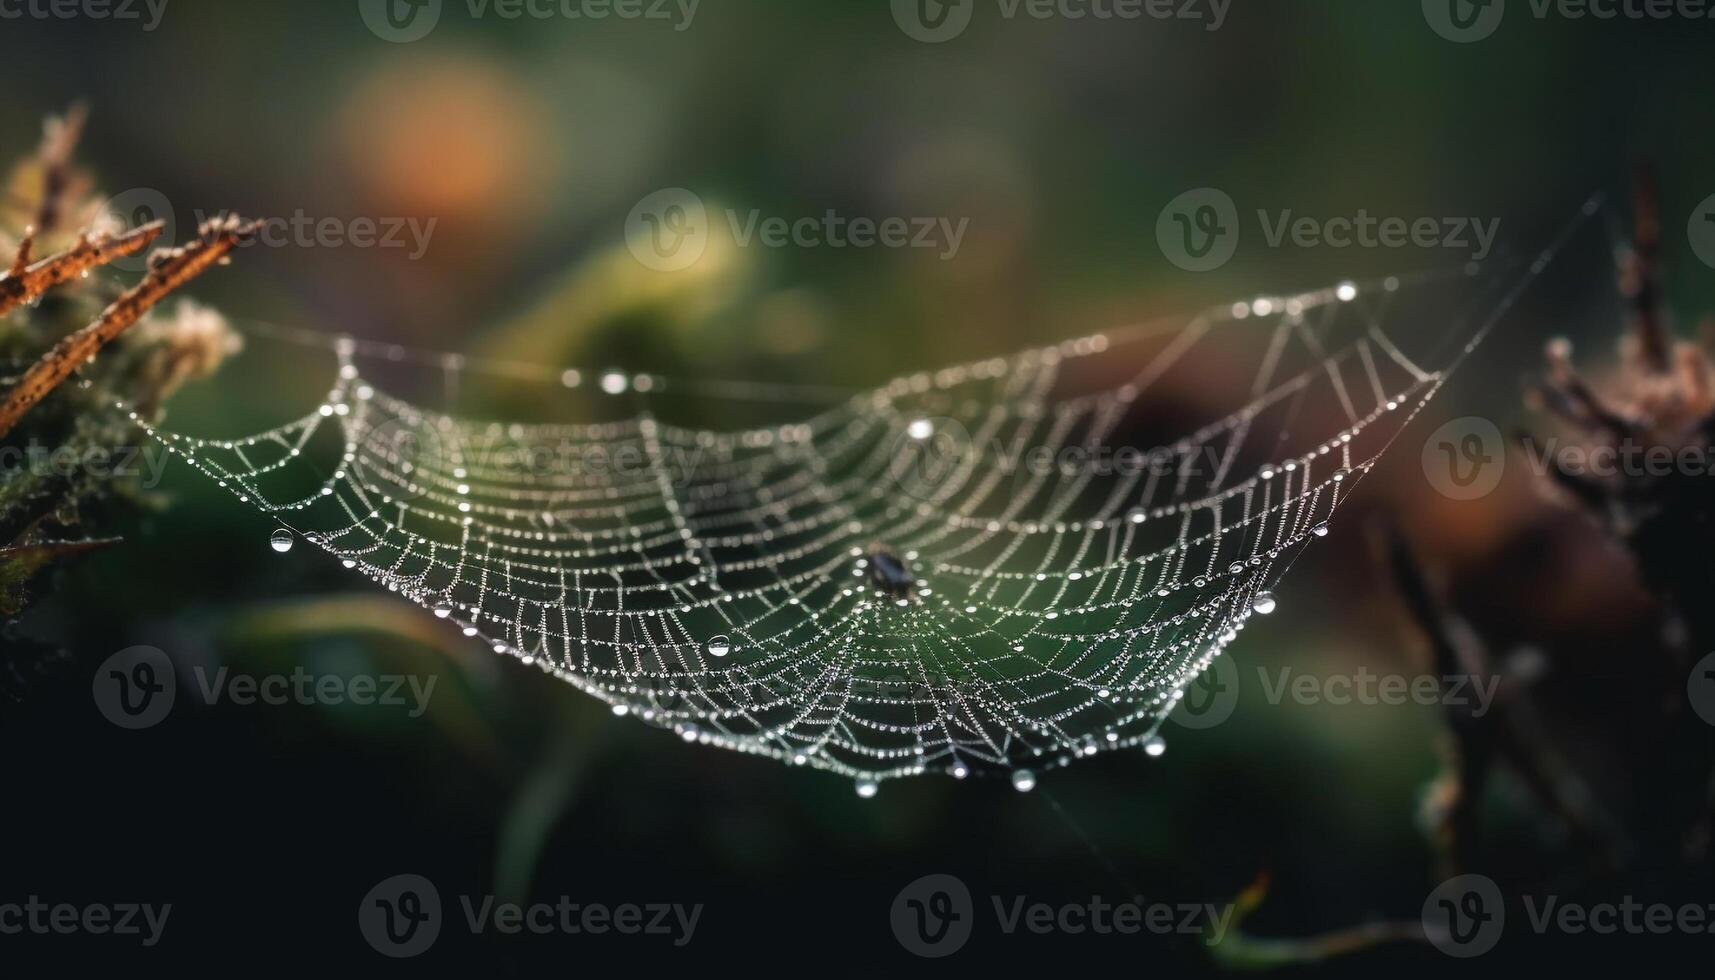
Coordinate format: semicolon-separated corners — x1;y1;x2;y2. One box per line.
30;104;89;237
1622;164;1670;373
0;216;255;439
0;221;162;317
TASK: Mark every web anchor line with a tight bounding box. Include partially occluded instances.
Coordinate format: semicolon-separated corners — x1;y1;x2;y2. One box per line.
124;201;1602;794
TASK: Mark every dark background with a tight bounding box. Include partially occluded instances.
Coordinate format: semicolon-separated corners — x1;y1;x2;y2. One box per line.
2;0;1713;974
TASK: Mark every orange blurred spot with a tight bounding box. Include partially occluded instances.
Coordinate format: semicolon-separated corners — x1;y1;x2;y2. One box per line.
334;55;553;224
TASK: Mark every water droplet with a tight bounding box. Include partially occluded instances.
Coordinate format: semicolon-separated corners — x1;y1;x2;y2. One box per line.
1252;591;1278;615
600;370;629;395
269;529;294;553
1143;735;1167;757
1012;769;1037;792
706;635;731;658
855;779;879;799
1331;468;1351;482
433;602;452;619
950;762;970;779
907;418;934;440
1259;465;1277;480
1227;561;1244;574
1311;522;1330;537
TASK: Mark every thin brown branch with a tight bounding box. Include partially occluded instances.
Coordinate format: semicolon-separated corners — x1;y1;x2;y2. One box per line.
1539;337;1638;437
1212;920;1426;969
31;104;88;237
0;221;162;317
0;536;120;565
1378;519;1630;877
1623;164;1670;372
8;226;35;277
0;215;255;439
1374;518;1490;877
1207;873;1426;970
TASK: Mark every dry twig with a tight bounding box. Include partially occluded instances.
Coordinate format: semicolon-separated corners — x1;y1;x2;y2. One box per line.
0;221;162;317
0;215;255;439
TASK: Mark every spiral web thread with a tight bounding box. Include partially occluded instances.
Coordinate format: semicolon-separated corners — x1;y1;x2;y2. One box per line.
124;260;1550;794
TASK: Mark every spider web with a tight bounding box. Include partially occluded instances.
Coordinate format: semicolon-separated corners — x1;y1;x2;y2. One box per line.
124;253;1562;794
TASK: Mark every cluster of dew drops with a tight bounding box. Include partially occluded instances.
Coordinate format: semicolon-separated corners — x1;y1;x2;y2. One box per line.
264;524;1282;798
